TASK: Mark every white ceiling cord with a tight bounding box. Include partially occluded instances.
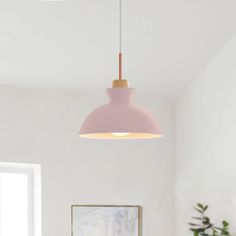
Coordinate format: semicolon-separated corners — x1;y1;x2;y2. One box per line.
119;0;122;53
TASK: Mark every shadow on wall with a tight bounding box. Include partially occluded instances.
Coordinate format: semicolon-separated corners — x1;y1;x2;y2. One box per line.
175;33;236;236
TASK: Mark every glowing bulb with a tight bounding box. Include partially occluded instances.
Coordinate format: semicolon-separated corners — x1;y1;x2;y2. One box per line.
111;132;130;137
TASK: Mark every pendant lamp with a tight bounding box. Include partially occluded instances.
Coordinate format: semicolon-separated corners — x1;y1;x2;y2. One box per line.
79;0;162;139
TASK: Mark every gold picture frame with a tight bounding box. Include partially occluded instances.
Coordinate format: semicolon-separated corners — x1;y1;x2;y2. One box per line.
71;205;142;236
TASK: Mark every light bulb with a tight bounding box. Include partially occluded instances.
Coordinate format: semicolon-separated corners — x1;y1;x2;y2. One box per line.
111;132;130;137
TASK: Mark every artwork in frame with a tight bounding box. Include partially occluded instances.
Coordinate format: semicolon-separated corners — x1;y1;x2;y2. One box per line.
71;205;142;236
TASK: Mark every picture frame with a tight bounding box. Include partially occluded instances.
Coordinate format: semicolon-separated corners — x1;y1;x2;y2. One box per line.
71;205;142;236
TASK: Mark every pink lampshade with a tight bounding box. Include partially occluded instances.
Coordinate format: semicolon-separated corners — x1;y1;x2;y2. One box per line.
79;87;162;139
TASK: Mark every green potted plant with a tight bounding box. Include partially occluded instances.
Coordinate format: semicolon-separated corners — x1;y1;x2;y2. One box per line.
189;203;231;236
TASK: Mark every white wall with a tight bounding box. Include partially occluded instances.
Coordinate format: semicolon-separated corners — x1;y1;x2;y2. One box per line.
0;86;174;236
175;34;236;236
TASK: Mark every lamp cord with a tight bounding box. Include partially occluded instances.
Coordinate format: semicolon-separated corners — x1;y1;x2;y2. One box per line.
118;0;122;80
119;0;122;52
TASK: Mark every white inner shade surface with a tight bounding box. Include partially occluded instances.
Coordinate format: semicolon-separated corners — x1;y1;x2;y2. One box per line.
0;173;29;236
80;133;162;139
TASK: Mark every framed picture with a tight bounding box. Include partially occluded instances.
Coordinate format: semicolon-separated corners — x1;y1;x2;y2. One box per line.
71;205;142;236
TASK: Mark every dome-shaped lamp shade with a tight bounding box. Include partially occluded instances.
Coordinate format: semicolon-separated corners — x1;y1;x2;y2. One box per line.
79;88;162;139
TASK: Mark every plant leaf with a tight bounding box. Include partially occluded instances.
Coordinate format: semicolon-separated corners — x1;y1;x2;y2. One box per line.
196;228;205;233
194;207;204;213
201;233;208;236
203;217;210;225
197;203;204;209
222;221;229;227
189;223;201;226
204;224;212;230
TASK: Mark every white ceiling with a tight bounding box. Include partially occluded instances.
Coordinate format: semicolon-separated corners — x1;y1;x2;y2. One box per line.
0;0;236;99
